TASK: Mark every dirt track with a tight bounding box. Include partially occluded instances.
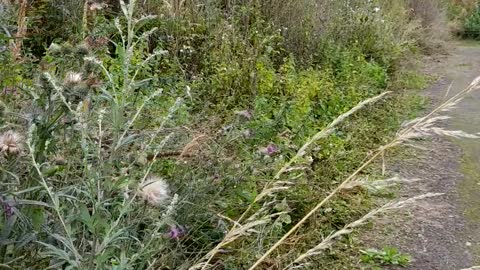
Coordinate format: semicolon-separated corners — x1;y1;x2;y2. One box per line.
370;42;480;270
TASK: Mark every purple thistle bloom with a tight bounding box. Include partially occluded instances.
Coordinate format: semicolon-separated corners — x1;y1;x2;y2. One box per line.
260;143;279;156
3;202;13;218
167;225;186;240
266;144;278;155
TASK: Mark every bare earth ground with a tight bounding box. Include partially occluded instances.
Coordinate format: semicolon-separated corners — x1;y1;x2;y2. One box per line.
364;42;480;270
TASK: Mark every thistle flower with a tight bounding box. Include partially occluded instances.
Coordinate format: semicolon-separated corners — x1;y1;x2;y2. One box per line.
167;225;186;240
260;143;279;156
3;202;13;218
64;72;83;86
0;130;22;156
139;177;170;206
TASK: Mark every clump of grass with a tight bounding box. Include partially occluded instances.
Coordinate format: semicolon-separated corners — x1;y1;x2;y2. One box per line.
189;91;391;270
248;76;480;269
360;246;411;267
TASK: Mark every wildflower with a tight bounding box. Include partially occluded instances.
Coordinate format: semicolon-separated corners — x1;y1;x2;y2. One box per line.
259;143;279;156
373;7;380;13
64;72;83;86
167;225;186;240
139;176;170;206
3;202;13;218
0;130;22;156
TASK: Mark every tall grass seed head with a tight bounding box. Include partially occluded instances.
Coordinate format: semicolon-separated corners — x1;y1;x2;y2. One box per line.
167;225;186;240
139;176;170;206
0;130;23;156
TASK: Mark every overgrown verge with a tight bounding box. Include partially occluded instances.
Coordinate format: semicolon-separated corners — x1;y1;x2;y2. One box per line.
0;0;450;269
447;0;480;39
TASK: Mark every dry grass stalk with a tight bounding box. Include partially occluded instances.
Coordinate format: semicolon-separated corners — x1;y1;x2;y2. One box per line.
180;134;208;158
285;193;444;269
163;0;186;17
248;76;480;269
11;0;27;60
192;91;391;270
343;176;421;192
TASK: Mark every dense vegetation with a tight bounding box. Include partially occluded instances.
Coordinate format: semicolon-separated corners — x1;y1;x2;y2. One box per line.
0;0;472;269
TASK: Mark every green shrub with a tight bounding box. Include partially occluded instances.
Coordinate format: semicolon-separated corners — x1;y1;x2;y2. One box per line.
464;6;480;39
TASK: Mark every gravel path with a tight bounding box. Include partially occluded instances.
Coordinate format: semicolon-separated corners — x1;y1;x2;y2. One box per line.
369;43;480;270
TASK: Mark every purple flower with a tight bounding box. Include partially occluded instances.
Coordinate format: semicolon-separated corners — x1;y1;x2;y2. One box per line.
167;225;186;240
260;143;279;156
3;202;13;218
2;87;17;95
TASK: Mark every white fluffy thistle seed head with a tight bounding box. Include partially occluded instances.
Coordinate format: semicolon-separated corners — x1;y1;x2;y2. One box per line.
64;72;83;86
0;130;22;156
139;176;170;206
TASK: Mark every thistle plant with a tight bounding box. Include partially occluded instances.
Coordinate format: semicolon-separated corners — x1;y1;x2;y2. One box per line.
0;0;183;268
